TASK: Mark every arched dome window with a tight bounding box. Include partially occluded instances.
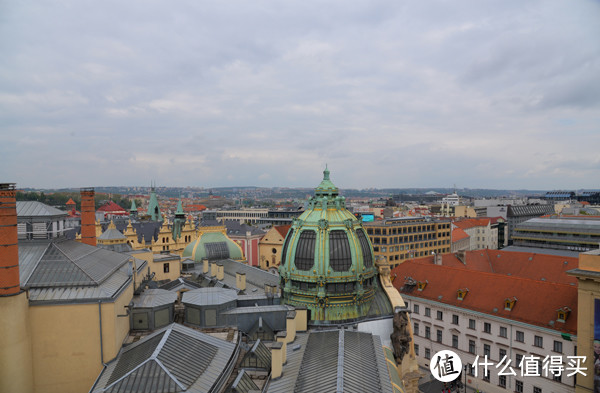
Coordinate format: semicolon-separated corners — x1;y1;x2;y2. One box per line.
294;230;316;271
356;228;373;267
329;230;352;271
281;229;294;267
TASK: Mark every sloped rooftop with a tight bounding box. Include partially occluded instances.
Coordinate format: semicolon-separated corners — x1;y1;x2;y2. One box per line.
17;201;66;218
91;323;237;393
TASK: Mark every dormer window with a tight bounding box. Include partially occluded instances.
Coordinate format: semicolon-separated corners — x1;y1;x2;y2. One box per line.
505;297;517;311
557;307;571;323
457;288;469;300
417;280;428;291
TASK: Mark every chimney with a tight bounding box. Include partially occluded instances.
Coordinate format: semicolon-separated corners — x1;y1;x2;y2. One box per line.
202;258;209;274
217;263;224;281
434;253;443;265
294;306;308;332
285;312;296;343
276;331;287;365
271;342;283;379
80;188;96;246
210;262;217;277
0;183;20;295
236;272;246;291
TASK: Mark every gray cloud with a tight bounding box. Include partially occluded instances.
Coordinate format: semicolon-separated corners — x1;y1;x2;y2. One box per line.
1;0;599;190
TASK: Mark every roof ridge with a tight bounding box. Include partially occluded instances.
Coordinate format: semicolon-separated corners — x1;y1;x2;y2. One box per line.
51;242;96;283
406;263;576;287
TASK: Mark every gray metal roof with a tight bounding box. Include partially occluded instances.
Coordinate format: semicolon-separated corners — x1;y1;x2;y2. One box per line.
16;201;67;218
133;289;178;309
192;259;280;293
19;239;133;303
98;227;127;241
502;246;580;258
516;217;600;233
91;323;237;393
221;305;289;315
240;339;271;371
22;239;130;288
159;278;203;292
231;370;260;393
267;330;394;393
182;287;238;306
507;205;554;217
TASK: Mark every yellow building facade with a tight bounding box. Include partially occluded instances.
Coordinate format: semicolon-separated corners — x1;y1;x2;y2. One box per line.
258;224;290;272
569;249;600;393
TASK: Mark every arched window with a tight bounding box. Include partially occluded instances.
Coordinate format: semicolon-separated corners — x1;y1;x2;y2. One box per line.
294;230;316;271
357;229;373;267
281;229;294;267
329;230;352;271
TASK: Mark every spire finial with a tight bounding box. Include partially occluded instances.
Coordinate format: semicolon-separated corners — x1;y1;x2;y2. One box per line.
323;164;330;181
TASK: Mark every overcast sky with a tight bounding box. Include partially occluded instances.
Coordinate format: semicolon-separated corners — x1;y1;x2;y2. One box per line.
1;1;599;190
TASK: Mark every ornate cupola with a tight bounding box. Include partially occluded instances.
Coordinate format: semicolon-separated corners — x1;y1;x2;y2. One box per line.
278;167;378;323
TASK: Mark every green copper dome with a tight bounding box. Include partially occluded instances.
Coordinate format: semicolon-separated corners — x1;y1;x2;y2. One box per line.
278;167;377;323
182;230;244;262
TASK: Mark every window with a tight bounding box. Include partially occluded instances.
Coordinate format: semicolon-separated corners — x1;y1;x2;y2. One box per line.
425;326;431;339
533;387;542;393
425;307;431;317
425;348;431;359
534;336;543;348
500;326;507;338
452;334;458;349
499;348;507;361
469;340;476;354
414;323;419;336
356;229;373;267
469;319;476;330
553;373;561;383
452;314;459;325
414;304;420;314
515;380;523;393
437;329;443;343
163;263;170;273
499;375;506;388
516;353;523;368
414;344;419;356
484;322;491;333
516;331;524;342
437;311;443;321
329;230;353;271
484;344;491;357
294;231;316;270
553;340;562;353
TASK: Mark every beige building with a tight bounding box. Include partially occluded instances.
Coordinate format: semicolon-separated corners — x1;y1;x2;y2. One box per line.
258;224;291;273
0;187;149;393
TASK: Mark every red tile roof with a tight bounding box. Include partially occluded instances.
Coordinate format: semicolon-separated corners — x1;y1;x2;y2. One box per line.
275;225;291;238
392;250;578;334
97;201;127;213
66;198;76;206
452;228;469;243
407;249;577;284
453;218;490;230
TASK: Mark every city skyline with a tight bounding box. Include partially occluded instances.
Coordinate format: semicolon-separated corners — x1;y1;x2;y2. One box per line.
1;1;599;190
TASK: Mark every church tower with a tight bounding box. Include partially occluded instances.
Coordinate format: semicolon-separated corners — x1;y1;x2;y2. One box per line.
172;198;186;241
147;183;163;222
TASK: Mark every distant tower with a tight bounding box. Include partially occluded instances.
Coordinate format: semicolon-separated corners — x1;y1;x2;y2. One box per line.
172;198;186;240
80;188;97;246
147;184;163;222
0;183;34;393
129;199;138;218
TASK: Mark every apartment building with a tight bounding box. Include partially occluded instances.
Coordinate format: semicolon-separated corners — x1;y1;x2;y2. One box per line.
363;217;452;267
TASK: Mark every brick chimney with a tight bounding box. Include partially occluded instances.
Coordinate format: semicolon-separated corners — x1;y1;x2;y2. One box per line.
0;183;20;295
80;188;96;246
